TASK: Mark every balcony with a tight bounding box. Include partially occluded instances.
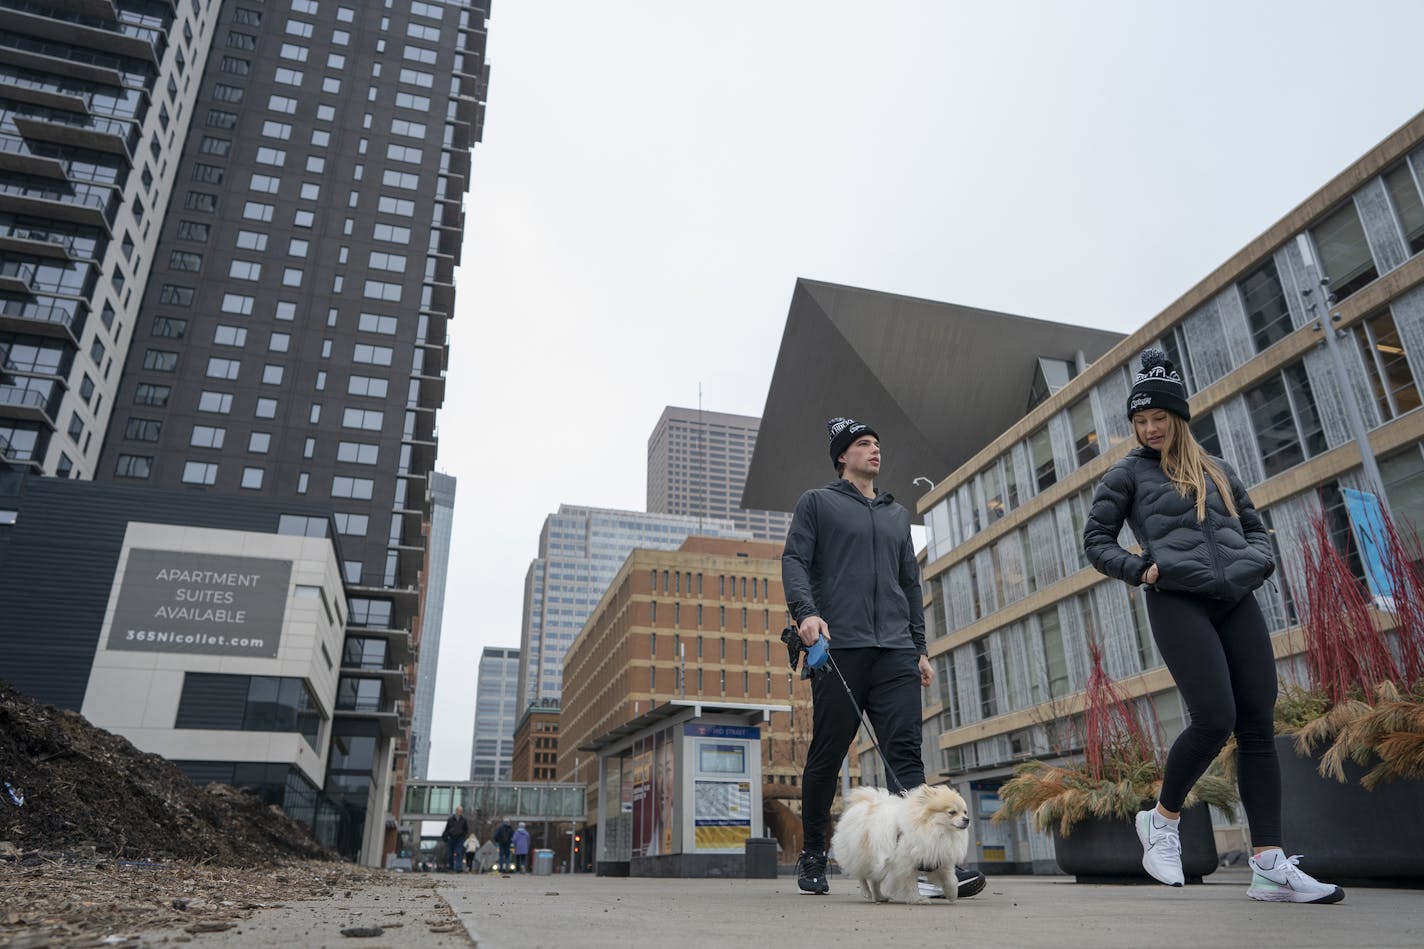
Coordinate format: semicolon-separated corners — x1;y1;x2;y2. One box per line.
343;625;412;666
0;431;43;471
0;138;68;181
338;663;411;701
0;222;89;262
345;585;420;633
0;385;53;423
0;179;116;230
1;34;133;87
13;113;137;160
331;706;402;738
0;6;161;65
0;298;86;344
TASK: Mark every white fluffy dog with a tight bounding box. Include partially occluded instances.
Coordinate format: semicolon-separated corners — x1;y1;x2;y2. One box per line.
830;784;972;904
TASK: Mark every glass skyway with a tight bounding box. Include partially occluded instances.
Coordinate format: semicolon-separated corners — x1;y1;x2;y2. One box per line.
402;780;585;822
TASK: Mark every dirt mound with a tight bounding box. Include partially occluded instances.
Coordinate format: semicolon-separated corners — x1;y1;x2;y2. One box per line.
0;681;333;865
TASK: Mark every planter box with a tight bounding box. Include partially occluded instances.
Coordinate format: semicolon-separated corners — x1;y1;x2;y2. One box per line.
1052;803;1218;883
1277;734;1424;883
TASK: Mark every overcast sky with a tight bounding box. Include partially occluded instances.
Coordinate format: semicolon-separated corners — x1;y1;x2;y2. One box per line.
423;0;1424;779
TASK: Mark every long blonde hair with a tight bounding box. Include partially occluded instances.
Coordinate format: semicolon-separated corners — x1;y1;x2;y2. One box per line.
1157;415;1237;521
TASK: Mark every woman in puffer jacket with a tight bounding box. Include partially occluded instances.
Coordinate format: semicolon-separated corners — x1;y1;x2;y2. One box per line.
1082;348;1342;905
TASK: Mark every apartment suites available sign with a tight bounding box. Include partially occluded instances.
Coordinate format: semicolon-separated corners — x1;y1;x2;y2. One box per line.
107;549;292;658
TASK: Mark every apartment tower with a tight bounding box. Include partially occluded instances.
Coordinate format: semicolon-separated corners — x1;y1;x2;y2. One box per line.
1;2;217;477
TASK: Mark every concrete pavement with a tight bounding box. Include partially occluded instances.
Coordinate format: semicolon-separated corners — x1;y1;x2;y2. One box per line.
437;869;1424;949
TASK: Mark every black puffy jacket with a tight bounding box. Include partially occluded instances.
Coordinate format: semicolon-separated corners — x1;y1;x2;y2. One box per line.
1083;446;1274;601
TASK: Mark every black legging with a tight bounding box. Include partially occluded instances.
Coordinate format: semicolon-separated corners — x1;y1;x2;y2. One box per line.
1145;589;1281;847
800;647;925;853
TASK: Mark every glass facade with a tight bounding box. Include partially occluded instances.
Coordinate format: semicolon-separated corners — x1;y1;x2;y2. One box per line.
470;647;521;781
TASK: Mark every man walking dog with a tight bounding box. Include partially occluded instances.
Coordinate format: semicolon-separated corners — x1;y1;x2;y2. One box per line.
782;417;985;900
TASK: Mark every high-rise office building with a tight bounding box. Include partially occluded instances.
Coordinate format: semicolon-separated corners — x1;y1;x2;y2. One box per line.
517;505;749;713
409;471;456;779
647;407;793;542
470;645;519;781
3;1;491;864
1;3;217;479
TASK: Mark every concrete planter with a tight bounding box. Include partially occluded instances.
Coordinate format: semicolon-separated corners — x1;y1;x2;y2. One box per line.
1277;734;1424;883
1052;803;1218;883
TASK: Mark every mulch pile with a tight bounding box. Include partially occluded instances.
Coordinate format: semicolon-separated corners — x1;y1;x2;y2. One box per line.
0;680;331;865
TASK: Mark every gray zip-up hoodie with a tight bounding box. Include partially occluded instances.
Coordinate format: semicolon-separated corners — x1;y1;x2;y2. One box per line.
781;480;926;655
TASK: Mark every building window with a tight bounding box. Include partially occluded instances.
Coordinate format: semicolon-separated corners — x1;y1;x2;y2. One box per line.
190;425;225;449
213;325;247;346
181;461;218;485
1028;425;1055;492
1311;201;1378;303
1245;363;1328;478
159;284;195;305
1353;309;1420;421
177;220;210;242
198;391;233;414
972;639;997;717
143;349;178;372
152;317;187;338
1037;608;1069;700
1239;258;1293;353
134;384;170;407
240;467;264;489
1190;412;1222;458
1159;324;1196;394
206;357;240;380
114;454;152;478
176;673;321;751
1068;397;1098;466
332;476;374;499
1385;162;1424;255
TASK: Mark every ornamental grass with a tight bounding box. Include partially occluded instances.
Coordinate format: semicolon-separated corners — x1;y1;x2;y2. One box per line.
995;642;1237;836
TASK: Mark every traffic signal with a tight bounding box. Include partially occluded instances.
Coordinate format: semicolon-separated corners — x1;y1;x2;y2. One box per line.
573;834;581;855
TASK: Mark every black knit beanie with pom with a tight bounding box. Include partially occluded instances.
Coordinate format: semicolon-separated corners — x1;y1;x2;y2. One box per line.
1126;348;1190;421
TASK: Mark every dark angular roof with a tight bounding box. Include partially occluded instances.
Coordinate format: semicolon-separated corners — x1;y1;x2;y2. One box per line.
743;279;1126;511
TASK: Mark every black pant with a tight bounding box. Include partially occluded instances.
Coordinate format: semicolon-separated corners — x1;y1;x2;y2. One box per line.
801;647;925;853
1146;590;1281;847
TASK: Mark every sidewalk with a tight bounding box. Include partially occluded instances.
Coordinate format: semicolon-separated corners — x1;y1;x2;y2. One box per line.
438;869;1424;949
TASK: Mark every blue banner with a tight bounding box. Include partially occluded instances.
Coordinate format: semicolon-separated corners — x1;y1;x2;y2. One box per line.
1342;487;1394;600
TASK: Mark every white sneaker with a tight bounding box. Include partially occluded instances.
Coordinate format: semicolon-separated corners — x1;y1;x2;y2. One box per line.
1246;851;1344;904
1135;809;1184;886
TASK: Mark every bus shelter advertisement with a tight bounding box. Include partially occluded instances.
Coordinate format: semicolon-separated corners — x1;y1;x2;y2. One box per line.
106;549;293;658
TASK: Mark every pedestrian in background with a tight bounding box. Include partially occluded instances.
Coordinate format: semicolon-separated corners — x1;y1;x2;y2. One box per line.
464;832;481;872
493;817;515;873
441;806;469;874
512;822;531;873
1084;348;1343;904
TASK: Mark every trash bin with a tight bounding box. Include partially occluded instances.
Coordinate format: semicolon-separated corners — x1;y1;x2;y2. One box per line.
533;849;555;876
744;837;777;879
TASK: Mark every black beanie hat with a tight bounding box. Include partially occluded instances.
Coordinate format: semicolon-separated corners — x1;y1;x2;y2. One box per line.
826;417;879;469
1127;348;1190;421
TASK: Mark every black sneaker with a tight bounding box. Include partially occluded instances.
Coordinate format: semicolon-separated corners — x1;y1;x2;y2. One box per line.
918;866;986;899
796;850;829;895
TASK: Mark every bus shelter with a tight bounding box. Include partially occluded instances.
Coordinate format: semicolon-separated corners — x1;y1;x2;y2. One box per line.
580;700;789;878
